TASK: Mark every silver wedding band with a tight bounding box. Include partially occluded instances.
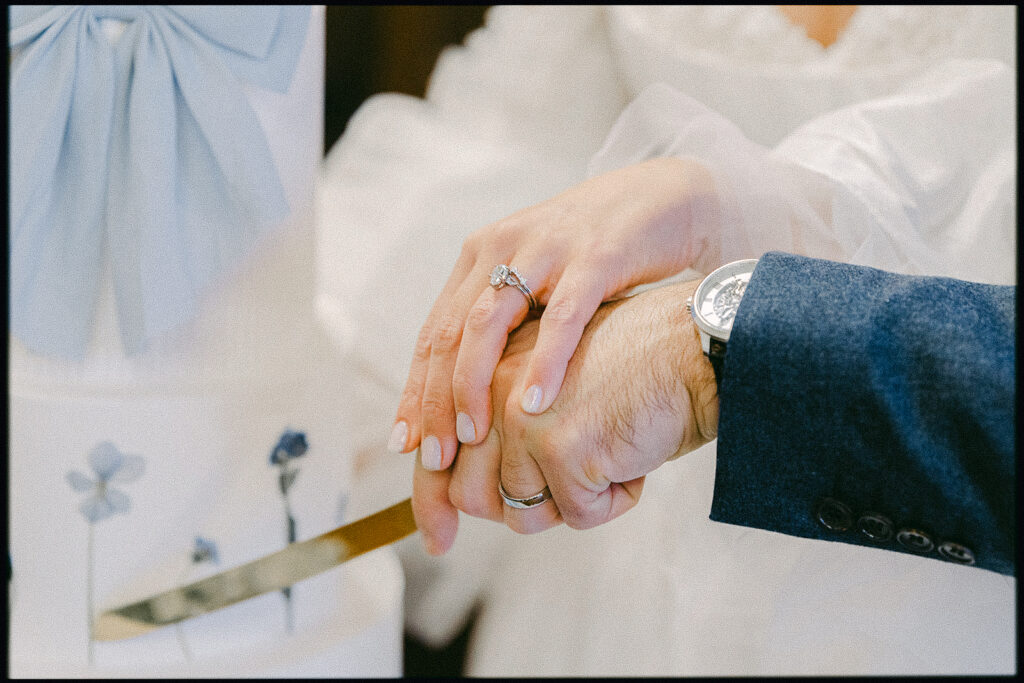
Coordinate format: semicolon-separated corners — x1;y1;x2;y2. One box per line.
490;264;537;309
498;481;552;509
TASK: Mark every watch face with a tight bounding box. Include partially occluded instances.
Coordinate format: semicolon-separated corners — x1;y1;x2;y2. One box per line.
691;259;759;340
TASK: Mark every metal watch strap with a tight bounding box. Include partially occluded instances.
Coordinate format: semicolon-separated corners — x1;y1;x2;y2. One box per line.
708;338;726;392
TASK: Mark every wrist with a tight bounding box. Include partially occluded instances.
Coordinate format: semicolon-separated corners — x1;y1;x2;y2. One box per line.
628;157;720;275
687;329;720;445
684;257;760;445
651;280;720;451
681;285;721;446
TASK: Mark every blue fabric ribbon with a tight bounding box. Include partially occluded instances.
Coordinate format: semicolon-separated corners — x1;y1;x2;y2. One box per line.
8;6;311;358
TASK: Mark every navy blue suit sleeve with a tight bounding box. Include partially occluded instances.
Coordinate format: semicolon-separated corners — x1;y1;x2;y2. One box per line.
710;252;1015;576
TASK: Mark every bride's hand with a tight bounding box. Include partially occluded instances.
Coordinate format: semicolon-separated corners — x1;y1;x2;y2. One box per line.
389;157;718;475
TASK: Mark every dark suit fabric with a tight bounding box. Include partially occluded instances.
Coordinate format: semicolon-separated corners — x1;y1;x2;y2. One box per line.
711;251;1015;576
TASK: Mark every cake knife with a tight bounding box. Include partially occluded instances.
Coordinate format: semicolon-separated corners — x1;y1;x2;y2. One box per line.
92;497;417;641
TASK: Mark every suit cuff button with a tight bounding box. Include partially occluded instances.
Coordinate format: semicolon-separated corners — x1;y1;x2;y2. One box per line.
857;513;894;543
896;528;935;553
815;498;853;532
937;541;976;566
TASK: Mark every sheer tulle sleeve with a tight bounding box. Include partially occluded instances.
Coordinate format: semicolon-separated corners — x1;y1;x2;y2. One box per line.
588;58;1015;285
316;6;629;650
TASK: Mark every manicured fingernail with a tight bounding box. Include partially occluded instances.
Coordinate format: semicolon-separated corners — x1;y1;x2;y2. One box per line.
387;421;407;453
421;435;443;470
521;385;543;414
456;412;476;443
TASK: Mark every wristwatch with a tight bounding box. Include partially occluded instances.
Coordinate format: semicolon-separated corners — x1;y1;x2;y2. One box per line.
686;259;759;390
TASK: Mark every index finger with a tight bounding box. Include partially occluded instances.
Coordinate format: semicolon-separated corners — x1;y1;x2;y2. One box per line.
517;264;607;415
390;248;476;454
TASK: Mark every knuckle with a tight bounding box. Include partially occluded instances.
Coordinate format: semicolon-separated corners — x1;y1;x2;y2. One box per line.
535;426;565;460
584;246;617;272
542;296;586;328
451;371;482;401
562;508;599;530
532;418;580;464
430;315;464;352
581;455;607;490
463;226;489;253
419;390;451;416
500;460;536;493
492;214;526;236
464;297;501;333
458;235;478;259
397;386;422;414
556;491;599;530
502;397;533;440
412;326;434;360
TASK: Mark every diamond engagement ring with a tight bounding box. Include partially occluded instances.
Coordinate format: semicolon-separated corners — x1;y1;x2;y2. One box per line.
498;481;552;509
490;264;537;309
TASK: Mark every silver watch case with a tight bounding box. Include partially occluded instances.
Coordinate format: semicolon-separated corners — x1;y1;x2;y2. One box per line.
687;259;759;354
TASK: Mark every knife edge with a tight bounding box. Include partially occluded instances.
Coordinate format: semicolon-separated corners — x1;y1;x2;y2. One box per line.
92;498;416;641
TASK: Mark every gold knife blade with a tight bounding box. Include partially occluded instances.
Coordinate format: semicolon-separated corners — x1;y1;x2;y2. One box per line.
92;497;417;641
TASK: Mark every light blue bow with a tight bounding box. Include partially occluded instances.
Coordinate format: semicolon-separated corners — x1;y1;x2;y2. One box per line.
8;6;311;358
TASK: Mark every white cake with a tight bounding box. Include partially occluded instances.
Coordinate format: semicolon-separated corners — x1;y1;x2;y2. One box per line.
8;6;403;677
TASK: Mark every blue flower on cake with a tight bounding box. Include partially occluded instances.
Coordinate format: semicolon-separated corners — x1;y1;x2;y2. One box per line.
270;429;309;633
66;441;146;666
270;429;310;465
66;441;146;523
191;537;221;566
175;536;222;662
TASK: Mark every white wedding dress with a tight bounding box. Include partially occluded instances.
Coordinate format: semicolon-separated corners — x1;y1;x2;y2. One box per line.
316;5;1016;676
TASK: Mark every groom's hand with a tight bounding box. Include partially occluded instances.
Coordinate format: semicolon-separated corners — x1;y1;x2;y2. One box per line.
435;279;720;540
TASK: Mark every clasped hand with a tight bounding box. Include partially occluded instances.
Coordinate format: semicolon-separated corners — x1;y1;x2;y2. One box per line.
389;157;724;553
412;280;719;554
